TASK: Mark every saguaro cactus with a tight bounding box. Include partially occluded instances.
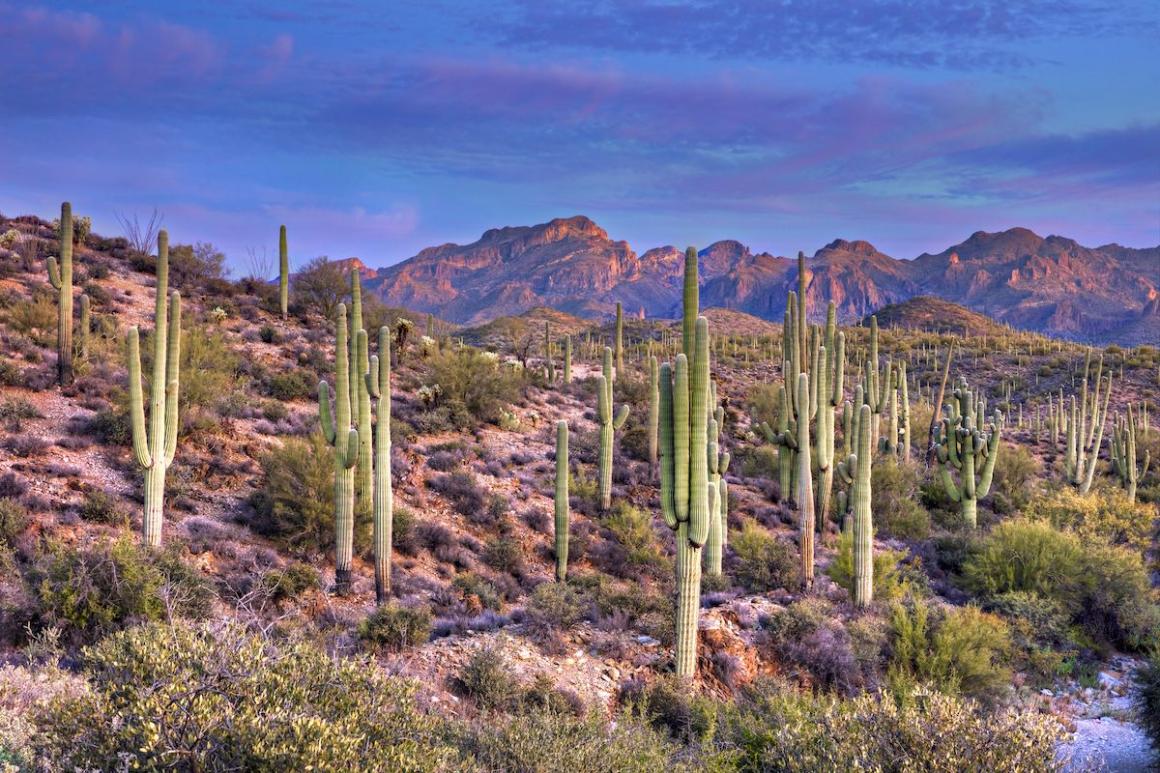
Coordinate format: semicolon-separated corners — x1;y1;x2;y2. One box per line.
365;326;393;602
555;420;570;581
355;328;374;522
758;385;795;498
934;380;1001;528
795;372;816;588
1111;405;1150;502
47;201;76;385
1065;354;1112;495
598;346;630;510
845;404;874;606
704;409;731;577
279;224;289;319
127;230;181;547
660;316;711;679
78;293;90;362
615;301;624;380
563;336;572;384
648;355;660;472
816;305;844;528
319;303;360;594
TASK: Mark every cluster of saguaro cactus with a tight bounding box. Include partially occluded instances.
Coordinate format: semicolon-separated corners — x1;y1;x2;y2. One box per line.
597;346;630;510
934;379;1002;527
554;420;569;581
1111;405;1150;502
127;230;181;547
1066;353;1112;495
659;264;711;678
319;303;360;594
365;326;394;602
837;403;873;606
279;224;289;319
47;201;86;386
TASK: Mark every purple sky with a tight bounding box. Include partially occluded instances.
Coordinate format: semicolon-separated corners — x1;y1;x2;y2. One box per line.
2;1;1157;273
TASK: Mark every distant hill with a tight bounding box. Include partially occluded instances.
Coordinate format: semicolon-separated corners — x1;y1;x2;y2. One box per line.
865;296;1013;338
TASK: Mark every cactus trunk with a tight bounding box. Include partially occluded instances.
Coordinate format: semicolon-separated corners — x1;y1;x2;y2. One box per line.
366;327;393;603
48;202;75;385
852;404;873;607
555;420;570;581
614;301;624;380
279;224;289;319
320;303;360;594
796;372;816;588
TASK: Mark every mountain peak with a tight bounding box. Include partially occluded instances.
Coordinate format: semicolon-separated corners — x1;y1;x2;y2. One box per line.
820;238;880;256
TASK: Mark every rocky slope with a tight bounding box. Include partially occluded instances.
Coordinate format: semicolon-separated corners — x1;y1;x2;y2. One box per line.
363;217;1158;344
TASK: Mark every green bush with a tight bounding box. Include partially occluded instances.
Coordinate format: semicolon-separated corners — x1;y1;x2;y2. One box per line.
601;502;665;575
526;582;589;631
989;442;1040;515
827;530;911;603
31;622;459;771
1025;487;1155;552
869;458;931;539
731;520;800;593
961;519;1083;599
250;432;350;557
358;605;433;654
483;536;525;576
33;537;214;644
426;348;521;429
457;646;520;711
1137;651;1160;751
887;601;1012;704
0;499;28;545
632;675;719;745
265;370;314;401
259;562;320;603
78;490;128;527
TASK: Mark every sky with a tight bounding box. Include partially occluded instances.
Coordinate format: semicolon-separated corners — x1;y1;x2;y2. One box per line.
2;1;1158;274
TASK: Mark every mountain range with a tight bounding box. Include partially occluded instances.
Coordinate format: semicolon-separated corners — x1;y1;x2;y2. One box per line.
355;215;1159;344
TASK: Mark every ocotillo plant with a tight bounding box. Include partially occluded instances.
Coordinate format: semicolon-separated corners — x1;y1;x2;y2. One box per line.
934;380;1001;528
555;420;569;581
660;316;711;680
279;224;289;319
598;346;630;510
615;301;624;380
648;355;659;472
837;403;874;606
365;326;393;603
127;230;181;548
1066;354;1112;495
1111;405;1150;503
319;303;360;594
47;201;76;385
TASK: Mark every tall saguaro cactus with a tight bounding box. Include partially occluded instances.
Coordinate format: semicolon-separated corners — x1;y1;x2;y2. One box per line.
127;230;181;547
647;355;660;472
845;404;874;606
48;201;76;385
598;346;630;510
934;380;1001;528
554;420;570;581
704;409;731;577
365;326;393;602
1111;405;1150;502
319;303;360;594
816;304;844;528
614;301;624;380
795;372;816;588
279;224;289;319
563;336;572;384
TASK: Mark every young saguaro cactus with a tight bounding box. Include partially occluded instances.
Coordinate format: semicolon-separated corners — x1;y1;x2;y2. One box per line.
598;346;630;510
660;316;712;679
838;404;874;607
319;303;360;594
279;224;289;319
47;201;76;385
704;406;731;577
1111;405;1150;503
365;326;393;603
934;380;1002;528
555;420;570;581
127;230;181;547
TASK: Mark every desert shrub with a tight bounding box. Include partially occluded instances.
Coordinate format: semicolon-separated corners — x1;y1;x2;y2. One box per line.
1025;487;1155;551
453;573;502;611
961;519;1082;599
0;359;21;386
0;499;28;545
78;490;128;527
291;256;347;319
887;601;1011;704
0;397;41;431
259;562;320;603
86;407;132;446
827;530;911;603
760;598;878;694
599;501;665;577
747;382;782;430
167;242;227;288
0;473;27;500
468;708;679;773
258;324;278;343
31;622;458;771
983;591;1075;682
1137;651;1160;750
731;520;800;593
630;675;719;744
428;470;486;518
32;538;214;644
989;441;1040;514
358;605;433;653
715;680;1061;771
526;581;589;632
265;369;314;401
483;536;525;576
6;293;56;344
457;646;520;711
249;432;340;557
869;458;930;539
2;435;49;458
426;348;520;428
177;325;244;415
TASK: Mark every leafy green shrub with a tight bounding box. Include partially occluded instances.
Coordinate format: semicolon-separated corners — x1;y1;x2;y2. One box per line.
167;242;226;288
457;646;520;711
177;325;244;415
600;502;665;576
265;369;314;401
989;442;1040;515
33;538;214;644
86;407;132;446
869;458;930;539
31;622;459;771
631;675;719;745
250;432;348;557
483;536;525;576
1025;487;1155;551
358;605;432;654
827;530;911;603
453;573;503;611
526;581;589;632
961;519;1082;599
731;520;800;593
5;293;56;344
0;499;28;545
887;601;1011;704
426;348;520;429
259;562;320;603
78;491;128;527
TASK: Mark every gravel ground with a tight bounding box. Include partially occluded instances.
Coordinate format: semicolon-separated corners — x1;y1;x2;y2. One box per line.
1061;717;1156;772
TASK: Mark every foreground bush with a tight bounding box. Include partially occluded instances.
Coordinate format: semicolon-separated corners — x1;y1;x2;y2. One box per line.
250;432;348;556
359;605;432;653
32;622;460;771
1025;487;1155;552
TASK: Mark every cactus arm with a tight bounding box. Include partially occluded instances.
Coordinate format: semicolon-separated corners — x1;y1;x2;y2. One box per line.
366;355;381;399
940;464;963;502
126;327;154;469
47;256;62;290
659;362;677;529
975;413;1002;499
681;247;698;360
319;381;337;445
613;404;630;430
163;379;180;465
344;428;359;469
673;354;690;523
720;451;731;475
687;318;711;547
